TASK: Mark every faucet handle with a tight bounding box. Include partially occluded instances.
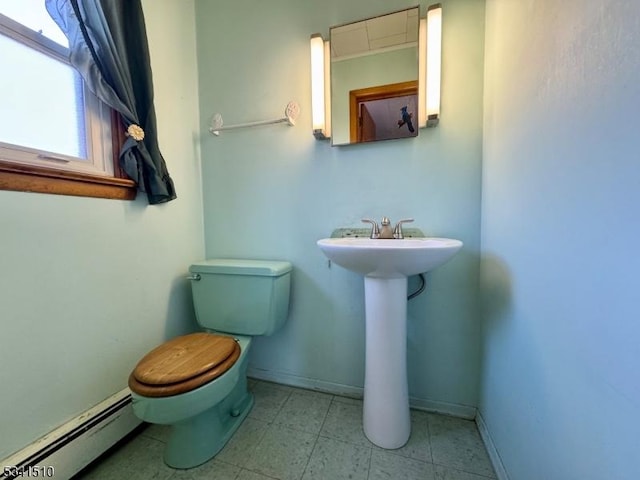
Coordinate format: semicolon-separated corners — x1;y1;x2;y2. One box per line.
361;218;380;239
393;218;414;239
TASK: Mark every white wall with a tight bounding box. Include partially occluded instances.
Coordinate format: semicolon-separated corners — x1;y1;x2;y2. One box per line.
196;0;485;414
481;1;640;478
0;0;204;459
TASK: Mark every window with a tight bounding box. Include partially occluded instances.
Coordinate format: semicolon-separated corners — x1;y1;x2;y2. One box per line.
0;1;135;200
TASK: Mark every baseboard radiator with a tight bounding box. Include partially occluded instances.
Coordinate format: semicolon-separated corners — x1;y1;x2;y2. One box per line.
1;389;141;480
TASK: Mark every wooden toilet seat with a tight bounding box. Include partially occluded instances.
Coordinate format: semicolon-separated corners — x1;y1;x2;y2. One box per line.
128;332;240;397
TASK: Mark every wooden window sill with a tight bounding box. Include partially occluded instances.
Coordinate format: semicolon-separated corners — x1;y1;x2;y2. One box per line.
0;160;137;201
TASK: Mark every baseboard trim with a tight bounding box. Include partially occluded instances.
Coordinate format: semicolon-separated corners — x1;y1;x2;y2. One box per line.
409;396;477;420
247;367;477;419
1;389;141;480
248;367;364;399
476;410;509;480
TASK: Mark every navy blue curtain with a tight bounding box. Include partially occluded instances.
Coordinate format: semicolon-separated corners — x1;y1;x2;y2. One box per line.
46;0;176;204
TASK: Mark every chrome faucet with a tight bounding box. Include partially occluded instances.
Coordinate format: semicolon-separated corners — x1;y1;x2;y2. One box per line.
362;217;414;239
393;218;414;239
379;217;394;238
361;218;380;238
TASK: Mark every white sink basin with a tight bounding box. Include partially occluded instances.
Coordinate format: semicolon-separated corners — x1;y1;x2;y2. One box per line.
317;237;462;278
317;235;463;449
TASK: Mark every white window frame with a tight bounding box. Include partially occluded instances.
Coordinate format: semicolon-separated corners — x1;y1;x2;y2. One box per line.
0;12;113;177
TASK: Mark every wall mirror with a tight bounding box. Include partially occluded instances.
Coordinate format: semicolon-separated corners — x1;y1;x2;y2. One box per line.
330;6;420;146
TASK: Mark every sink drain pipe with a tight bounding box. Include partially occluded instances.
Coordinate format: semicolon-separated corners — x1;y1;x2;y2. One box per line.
408;273;426;300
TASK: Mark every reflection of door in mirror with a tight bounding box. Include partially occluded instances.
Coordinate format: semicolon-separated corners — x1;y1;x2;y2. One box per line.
330;7;420;146
349;81;418;143
360;105;376;143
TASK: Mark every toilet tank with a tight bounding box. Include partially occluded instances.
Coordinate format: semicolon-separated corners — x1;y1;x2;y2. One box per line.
189;259;292;336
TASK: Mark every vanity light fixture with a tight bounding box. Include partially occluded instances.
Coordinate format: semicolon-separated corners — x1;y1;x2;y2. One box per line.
310;33;331;139
419;4;442;128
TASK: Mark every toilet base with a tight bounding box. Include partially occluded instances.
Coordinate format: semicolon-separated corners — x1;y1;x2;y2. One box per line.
164;374;254;469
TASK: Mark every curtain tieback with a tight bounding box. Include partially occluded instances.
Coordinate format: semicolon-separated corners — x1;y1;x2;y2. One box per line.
126;124;145;142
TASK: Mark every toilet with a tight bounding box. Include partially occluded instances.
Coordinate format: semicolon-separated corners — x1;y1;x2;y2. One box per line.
128;259;292;469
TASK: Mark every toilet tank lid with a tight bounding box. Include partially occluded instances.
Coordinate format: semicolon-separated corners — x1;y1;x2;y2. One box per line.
190;259;292;276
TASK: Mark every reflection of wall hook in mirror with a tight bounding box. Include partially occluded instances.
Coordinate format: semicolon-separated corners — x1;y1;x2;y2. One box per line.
209;101;300;136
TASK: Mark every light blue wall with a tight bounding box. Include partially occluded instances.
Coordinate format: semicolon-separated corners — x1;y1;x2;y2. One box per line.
0;0;203;459
196;0;485;413
481;1;640;479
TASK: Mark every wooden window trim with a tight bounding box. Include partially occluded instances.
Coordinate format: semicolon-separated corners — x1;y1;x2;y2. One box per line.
0;112;137;200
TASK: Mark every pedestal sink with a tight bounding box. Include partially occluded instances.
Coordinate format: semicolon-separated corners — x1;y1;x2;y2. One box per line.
317;237;463;449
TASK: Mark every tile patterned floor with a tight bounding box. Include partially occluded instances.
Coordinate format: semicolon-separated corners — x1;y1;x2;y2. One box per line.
74;380;496;480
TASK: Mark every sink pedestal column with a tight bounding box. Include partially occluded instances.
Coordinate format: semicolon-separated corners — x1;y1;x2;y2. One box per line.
363;276;411;449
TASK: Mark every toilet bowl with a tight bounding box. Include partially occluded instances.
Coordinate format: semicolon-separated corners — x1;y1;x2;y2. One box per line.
130;335;253;468
128;259;292;469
